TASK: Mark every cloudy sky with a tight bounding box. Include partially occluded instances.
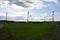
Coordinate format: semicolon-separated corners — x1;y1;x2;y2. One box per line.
0;0;60;21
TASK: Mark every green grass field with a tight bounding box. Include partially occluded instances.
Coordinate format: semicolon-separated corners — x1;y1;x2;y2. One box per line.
0;22;57;40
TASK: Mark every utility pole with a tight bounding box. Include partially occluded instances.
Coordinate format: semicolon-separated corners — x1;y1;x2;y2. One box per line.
52;11;54;22
27;11;29;22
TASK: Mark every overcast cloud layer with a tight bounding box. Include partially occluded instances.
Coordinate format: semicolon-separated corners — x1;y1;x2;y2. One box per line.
0;0;60;21
0;0;50;9
0;0;60;9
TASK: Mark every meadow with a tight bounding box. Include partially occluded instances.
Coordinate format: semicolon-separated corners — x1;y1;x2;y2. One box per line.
0;21;57;40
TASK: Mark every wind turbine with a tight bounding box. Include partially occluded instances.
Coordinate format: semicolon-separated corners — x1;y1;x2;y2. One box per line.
52;11;54;22
6;12;8;21
44;16;45;22
27;11;29;22
5;5;8;21
2;1;8;21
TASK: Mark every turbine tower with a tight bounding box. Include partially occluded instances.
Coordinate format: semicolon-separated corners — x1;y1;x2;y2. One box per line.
52;11;54;22
2;1;8;21
44;16;45;21
5;6;8;21
6;12;8;21
27;11;29;22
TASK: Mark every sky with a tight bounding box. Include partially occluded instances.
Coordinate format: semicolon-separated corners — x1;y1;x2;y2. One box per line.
0;0;60;21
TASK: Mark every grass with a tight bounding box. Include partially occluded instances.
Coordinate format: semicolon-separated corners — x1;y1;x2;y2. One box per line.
0;22;57;40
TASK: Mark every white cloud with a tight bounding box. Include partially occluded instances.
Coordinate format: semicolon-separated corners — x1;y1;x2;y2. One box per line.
54;12;60;21
0;13;6;16
10;4;25;9
0;13;6;20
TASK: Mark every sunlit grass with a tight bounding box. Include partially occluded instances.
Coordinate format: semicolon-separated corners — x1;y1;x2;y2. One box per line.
0;22;57;40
